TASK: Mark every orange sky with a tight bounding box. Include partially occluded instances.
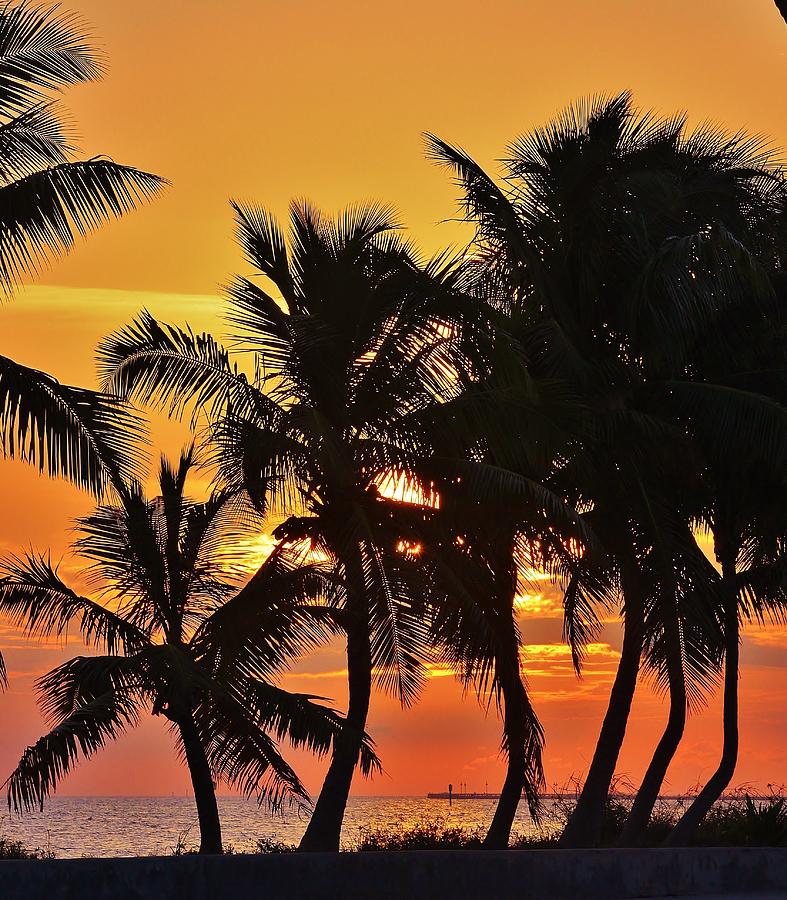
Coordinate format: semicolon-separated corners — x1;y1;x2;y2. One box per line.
1;0;787;801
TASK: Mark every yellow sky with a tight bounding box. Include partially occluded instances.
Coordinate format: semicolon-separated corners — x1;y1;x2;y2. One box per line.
1;0;786;798
33;0;787;295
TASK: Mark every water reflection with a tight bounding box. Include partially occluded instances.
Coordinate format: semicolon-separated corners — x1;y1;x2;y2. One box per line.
0;796;555;857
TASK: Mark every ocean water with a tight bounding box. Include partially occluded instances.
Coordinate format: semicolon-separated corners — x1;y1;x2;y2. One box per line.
0;795;555;858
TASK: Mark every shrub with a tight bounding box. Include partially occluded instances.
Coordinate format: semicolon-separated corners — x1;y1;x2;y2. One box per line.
253;837;297;853
694;793;787;847
0;837;54;859
354;818;485;851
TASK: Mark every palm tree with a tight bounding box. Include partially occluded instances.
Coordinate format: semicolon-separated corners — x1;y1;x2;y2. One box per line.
664;280;787;844
0;447;379;854
664;500;786;845
96;200;468;851
410;324;586;849
429;92;787;847
421;512;547;849
621;118;787;844
0;1;164;680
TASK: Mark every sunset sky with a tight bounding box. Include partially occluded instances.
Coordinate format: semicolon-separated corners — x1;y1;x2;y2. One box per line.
1;0;787;801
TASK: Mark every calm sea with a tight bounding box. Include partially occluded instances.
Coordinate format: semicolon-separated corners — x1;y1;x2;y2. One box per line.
0;796;554;857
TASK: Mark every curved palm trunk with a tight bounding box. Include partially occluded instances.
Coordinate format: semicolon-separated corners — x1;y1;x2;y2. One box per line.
665;562;739;847
298;619;371;851
178;712;223;854
483;618;542;849
619;605;685;846
559;571;645;848
300;549;371;852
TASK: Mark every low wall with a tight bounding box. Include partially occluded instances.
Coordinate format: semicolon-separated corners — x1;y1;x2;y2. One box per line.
1;847;786;900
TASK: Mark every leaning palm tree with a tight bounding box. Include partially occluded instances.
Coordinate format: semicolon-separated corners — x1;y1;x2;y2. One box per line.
0;1;164;680
97;200;468;851
410;329;585;849
664;298;787;844
421;511;547;850
429;92;787;846
624;277;787;845
0;447;379;854
664;495;787;845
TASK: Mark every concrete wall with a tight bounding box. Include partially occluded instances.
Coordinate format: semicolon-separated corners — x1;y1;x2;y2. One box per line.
1;847;786;900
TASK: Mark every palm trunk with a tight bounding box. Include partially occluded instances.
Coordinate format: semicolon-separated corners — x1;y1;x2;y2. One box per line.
559;569;645;848
665;559;739;847
178;712;223;854
483;618;542;849
299;549;371;852
619;603;685;846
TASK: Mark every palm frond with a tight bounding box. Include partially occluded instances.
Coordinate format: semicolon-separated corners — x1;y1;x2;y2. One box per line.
234;680;381;778
366;543;430;707
0;352;148;495
98;311;265;425
0;160;165;290
658;381;787;473
192;545;337;682
74;489;170;633
6;684;140;811
0;101;70;181
0;551;148;652
0;1;102;114
35;652;144;724
231;201;296;307
191;685;306;810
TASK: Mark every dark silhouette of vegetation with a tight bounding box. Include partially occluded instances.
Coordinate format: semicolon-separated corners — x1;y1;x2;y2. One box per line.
0;449;379;854
244;791;787;852
0;1;163;682
371;791;787;850
430;93;787;847
409;306;584;848
97;201;475;852
355;819;487;851
1;0;787;859
91;95;787;851
0;836;54;858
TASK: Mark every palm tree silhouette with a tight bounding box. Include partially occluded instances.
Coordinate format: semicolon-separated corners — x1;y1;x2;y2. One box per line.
665;255;787;843
430;93;787;847
0;1;164;681
0;447;379;853
421;512;548;849
664;495;786;844
409;309;586;848
97;200;464;851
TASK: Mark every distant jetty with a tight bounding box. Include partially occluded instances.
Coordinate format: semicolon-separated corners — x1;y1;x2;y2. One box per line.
427;792;499;800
